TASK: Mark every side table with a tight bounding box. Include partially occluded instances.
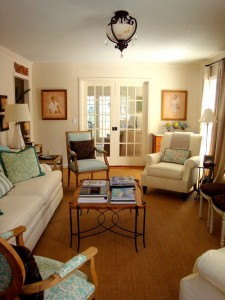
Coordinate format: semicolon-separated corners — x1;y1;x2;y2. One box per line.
195;163;216;199
38;154;63;173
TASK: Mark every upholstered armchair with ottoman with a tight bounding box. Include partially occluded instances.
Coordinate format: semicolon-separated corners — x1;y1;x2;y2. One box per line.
141;132;202;196
179;247;225;300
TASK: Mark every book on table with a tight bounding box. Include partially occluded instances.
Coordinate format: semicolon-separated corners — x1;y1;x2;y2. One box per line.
78;180;109;203
110;187;136;204
82;180;107;187
110;176;135;188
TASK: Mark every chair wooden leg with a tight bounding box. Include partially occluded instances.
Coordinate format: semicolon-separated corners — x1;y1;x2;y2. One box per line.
207;199;211;228
209;206;214;234
68;169;70;187
76;175;78;187
220;213;225;247
199;193;203;218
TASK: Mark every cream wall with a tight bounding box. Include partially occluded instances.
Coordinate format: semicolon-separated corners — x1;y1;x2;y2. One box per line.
0;44;203;166
32;62;203;165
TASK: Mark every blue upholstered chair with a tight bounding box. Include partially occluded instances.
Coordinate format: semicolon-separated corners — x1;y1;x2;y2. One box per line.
66;130;109;187
0;226;98;299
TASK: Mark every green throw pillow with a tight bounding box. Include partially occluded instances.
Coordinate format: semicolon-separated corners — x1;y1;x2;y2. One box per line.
0;147;45;184
161;148;191;165
0;172;13;197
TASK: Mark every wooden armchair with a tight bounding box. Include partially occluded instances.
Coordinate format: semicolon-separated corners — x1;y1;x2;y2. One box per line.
0;226;98;300
66;130;109;187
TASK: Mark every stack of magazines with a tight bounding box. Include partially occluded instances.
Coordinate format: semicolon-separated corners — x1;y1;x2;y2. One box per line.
78;180;108;203
110;176;136;204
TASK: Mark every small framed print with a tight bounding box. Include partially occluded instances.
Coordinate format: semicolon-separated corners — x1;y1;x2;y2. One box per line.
161;90;187;120
0;115;9;131
0;95;8;112
41;89;67;120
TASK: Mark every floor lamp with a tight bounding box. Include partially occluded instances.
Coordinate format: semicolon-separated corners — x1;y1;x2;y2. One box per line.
4;104;31;149
199;108;217;155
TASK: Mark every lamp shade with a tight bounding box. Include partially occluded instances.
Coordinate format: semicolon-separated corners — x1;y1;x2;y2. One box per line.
199;108;217;124
4;104;30;122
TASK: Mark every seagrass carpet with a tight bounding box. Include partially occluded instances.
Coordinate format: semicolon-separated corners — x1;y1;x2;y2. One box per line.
33;167;221;300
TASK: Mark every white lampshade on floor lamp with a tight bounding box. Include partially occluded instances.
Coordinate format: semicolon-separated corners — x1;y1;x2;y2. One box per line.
4;104;30;149
199;108;217;155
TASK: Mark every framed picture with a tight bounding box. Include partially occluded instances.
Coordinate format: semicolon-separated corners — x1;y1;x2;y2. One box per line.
161;90;187;120
0;115;9;131
0;95;8;112
41;89;67;120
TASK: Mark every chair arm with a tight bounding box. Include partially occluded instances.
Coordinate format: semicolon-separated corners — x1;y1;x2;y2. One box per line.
196;249;225;294
184;156;200;169
144;153;161;166
95;147;107;155
0;226;26;246
40;163;52;173
21;247;98;295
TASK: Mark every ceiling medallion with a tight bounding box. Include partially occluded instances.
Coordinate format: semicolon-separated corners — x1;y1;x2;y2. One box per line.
106;10;137;58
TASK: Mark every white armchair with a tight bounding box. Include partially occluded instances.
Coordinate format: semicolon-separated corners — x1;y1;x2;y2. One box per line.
141;132;202;195
179;248;225;300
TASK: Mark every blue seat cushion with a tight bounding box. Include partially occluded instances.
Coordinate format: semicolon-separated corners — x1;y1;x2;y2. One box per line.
69;159;108;173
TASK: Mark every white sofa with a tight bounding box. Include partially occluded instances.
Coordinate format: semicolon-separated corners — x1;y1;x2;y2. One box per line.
179;247;225;300
141;132;202;194
0;163;63;250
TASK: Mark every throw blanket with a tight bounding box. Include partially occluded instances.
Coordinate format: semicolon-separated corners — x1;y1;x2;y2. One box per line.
170;132;191;150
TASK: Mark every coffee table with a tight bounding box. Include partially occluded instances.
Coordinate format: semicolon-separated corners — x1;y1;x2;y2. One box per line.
69;179;146;252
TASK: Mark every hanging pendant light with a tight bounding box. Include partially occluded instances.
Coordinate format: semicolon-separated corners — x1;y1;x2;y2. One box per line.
106;10;137;57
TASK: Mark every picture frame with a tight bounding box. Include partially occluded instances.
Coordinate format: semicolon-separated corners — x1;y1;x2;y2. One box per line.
161;90;187;120
0;95;8;112
41;89;67;120
0;115;9;131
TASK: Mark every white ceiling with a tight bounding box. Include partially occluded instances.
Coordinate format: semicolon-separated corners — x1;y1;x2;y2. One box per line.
0;0;225;64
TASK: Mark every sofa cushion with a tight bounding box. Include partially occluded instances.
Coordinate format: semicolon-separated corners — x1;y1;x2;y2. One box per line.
161;148;190;165
70;139;96;160
0;195;45;233
0;172;13;198
0;147;44;184
147;162;184;180
7;170;62;203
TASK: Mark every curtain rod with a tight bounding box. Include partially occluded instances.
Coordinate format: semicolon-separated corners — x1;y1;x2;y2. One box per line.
205;57;225;67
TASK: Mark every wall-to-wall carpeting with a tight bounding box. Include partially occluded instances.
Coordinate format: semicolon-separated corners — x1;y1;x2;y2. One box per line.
33;167;220;300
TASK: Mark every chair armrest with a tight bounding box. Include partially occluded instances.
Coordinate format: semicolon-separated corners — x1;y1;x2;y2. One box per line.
0;226;26;246
184;156;200;168
95;147;107;155
196;249;225;294
144;153;161;166
21;247;98;294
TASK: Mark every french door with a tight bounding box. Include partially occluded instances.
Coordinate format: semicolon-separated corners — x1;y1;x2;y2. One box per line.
79;78;149;166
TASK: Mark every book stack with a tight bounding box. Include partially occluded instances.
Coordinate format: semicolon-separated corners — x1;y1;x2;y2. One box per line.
78;180;109;203
110;176;135;188
110;176;136;204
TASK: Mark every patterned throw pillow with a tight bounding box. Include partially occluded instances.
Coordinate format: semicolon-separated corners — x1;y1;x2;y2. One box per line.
70;139;96;160
12;245;44;300
0;172;13;198
161;148;191;165
0;147;45;184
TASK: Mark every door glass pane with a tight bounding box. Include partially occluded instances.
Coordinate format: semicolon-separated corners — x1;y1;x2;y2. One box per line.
119;85;143;157
87;85;111;156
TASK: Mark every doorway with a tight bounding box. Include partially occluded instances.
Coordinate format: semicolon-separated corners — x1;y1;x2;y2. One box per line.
79;78;149;166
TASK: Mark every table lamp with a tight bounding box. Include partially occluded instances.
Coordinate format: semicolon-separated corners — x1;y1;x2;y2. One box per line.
4;104;31;149
199;108;217;154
